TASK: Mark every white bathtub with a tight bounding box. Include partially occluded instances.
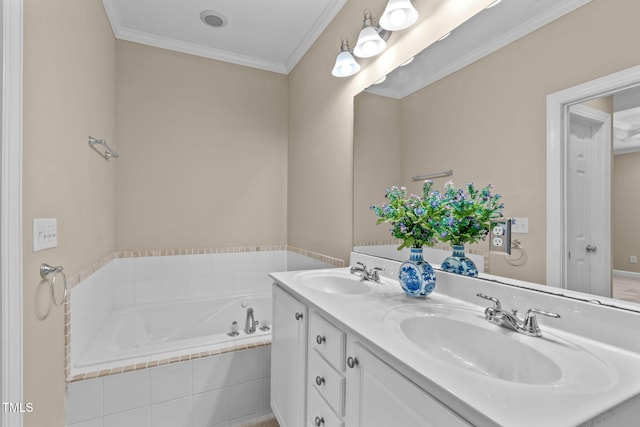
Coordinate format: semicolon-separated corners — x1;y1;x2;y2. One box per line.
66;249;338;427
76;292;272;370
69;250;334;377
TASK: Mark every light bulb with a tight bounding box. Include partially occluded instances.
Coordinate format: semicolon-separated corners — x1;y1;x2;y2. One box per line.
389;9;407;27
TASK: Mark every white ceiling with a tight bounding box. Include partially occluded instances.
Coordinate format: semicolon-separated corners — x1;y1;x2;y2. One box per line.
367;0;593;98
102;0;593;80
101;0;347;74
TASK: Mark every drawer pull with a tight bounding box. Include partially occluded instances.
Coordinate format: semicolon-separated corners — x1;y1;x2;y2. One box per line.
347;356;359;369
316;335;326;344
295;312;304;320
315;376;325;386
314;416;325;426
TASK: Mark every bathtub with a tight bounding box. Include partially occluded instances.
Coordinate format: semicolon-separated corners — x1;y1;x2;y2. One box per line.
69;249;335;377
76;292;272;370
66;249;339;427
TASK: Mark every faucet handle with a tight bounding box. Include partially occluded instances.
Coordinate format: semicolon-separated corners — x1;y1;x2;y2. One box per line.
371;267;384;281
350;262;367;275
476;293;502;309
523;308;561;337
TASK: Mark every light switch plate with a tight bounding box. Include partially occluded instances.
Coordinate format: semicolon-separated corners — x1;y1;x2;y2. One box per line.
511;217;529;234
33;218;57;251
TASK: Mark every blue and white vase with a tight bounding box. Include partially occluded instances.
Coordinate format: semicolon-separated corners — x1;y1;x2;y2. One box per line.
398;247;436;297
441;245;478;277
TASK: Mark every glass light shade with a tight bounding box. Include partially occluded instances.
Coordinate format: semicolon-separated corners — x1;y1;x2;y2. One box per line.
354;26;386;58
332;51;360;77
379;0;419;31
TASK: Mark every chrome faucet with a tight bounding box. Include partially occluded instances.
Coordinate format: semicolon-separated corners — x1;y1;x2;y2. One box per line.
476;293;561;337
244;308;258;334
349;262;384;281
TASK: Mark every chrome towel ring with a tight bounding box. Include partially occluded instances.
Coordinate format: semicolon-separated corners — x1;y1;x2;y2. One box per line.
40;263;68;306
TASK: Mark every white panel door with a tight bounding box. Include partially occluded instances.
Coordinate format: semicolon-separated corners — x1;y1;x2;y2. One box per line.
566;105;611;298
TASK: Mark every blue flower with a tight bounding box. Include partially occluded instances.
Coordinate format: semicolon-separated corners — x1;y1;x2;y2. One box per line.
414;207;425;216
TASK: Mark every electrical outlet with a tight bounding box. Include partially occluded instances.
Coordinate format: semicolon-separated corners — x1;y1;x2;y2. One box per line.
631;255;638;264
33;218;57;251
511;217;529;234
489;218;512;255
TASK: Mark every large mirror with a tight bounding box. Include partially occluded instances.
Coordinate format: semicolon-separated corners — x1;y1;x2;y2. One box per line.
353;0;640;311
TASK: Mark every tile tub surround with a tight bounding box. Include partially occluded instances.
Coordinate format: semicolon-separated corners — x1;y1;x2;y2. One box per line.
66;346;273;427
67;248;339;380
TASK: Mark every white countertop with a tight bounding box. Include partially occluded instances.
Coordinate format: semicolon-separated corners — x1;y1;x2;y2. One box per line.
270;266;640;427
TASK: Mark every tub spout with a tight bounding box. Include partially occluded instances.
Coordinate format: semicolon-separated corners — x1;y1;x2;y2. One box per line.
244;308;258;334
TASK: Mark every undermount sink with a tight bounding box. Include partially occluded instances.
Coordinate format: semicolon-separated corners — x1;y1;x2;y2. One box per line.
294;270;387;295
385;305;614;388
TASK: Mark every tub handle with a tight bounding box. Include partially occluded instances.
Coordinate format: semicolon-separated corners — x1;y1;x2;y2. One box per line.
295;312;303;320
40;263;67;306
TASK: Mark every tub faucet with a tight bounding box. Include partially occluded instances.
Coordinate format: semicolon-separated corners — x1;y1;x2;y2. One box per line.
476;293;561;337
244;308;258;334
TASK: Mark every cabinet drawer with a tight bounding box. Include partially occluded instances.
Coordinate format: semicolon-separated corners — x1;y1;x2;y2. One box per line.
309;349;345;415
307;387;344;427
310;312;346;370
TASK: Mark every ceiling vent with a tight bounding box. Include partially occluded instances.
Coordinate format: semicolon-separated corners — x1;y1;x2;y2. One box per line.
200;10;227;28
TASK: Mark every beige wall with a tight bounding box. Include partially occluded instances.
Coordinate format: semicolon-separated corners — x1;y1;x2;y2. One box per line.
356;0;640;284
353;92;401;244
23;1;116;425
115;41;288;250
613;151;640;273
288;0;495;263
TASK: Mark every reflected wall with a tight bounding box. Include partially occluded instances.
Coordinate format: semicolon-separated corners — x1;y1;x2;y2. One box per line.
354;0;640;284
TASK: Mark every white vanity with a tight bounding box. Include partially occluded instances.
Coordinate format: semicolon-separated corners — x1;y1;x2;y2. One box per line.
269;253;640;427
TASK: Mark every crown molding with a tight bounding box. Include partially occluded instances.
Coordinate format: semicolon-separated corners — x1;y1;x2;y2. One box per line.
285;0;347;73
102;0;346;75
115;27;288;74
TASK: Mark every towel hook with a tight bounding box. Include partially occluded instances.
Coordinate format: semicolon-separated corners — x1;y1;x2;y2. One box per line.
40;263;68;306
88;136;119;161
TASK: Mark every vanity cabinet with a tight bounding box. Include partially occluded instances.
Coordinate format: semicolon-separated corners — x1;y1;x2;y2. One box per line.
344;340;470;427
271;285;308;427
272;283;469;427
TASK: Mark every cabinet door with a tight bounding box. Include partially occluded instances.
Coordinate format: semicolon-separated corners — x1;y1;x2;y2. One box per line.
345;341;470;427
271;285;309;427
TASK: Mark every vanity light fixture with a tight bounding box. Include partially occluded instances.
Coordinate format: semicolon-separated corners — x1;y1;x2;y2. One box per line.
354;10;390;58
332;37;361;77
379;0;419;31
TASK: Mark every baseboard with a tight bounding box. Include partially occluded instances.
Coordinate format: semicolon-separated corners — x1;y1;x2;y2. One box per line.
613;270;640;280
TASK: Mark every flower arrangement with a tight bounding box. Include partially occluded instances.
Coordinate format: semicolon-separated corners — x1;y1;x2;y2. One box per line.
370;180;504;249
370;180;445;250
438;181;504;246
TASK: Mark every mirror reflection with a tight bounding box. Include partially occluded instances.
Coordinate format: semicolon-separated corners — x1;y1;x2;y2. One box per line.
352;0;640;310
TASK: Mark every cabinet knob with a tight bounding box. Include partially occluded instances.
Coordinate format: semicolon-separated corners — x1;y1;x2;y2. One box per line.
316;335;326;345
315;376;325;386
314;416;325;426
295;312;303;320
347;356;359;369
